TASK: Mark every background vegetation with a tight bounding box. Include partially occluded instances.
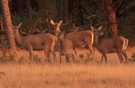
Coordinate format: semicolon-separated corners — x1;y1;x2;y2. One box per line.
0;0;135;45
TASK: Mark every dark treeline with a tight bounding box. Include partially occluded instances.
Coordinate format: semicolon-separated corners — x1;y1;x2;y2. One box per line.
0;0;135;42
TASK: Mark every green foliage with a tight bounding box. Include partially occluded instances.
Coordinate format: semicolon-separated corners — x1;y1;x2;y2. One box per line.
6;0;135;44
35;0;57;19
12;0;57;34
118;1;135;41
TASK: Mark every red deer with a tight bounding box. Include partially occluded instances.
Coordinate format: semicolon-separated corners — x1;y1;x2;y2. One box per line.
91;26;128;63
12;23;57;63
50;20;95;60
50;20;75;63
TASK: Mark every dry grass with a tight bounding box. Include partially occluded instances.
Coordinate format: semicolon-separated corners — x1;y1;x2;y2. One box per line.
0;47;135;88
0;63;135;88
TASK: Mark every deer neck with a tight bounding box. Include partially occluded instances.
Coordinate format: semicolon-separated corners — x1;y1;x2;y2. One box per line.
60;37;64;42
15;29;24;45
94;36;100;49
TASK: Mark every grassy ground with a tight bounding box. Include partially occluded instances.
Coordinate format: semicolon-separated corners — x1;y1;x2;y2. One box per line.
0;63;135;88
0;47;135;88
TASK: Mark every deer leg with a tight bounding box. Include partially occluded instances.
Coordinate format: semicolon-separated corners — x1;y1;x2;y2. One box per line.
74;48;78;58
44;48;49;63
71;53;75;64
102;53;107;63
73;49;77;59
85;36;95;59
44;50;48;62
44;45;52;63
65;54;70;63
29;47;33;62
88;47;95;60
122;51;128;63
60;52;62;64
50;48;56;62
117;52;123;63
85;41;95;59
47;50;51;63
101;55;104;63
66;49;75;63
48;51;52;63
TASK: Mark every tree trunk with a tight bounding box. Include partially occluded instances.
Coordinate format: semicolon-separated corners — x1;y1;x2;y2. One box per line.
1;0;16;51
26;0;31;18
73;0;84;26
56;0;63;21
102;0;118;38
63;0;69;23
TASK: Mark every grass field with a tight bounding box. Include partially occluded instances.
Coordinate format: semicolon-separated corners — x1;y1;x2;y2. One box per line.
0;47;135;88
0;63;135;88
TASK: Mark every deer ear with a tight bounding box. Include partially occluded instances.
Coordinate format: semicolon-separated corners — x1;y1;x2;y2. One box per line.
50;20;55;25
98;26;102;30
91;26;94;31
58;20;63;26
10;24;14;28
17;22;22;28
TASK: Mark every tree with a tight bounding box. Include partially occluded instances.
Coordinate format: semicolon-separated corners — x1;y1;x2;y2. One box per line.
0;0;16;51
26;0;31;18
101;0;118;38
63;0;69;22
56;0;63;21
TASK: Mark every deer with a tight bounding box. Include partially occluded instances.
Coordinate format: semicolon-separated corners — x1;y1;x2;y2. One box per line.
50;20;75;63
56;31;75;63
12;23;57;63
50;20;95;60
91;26;128;63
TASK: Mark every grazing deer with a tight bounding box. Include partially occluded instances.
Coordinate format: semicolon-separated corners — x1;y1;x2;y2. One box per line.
12;23;57;63
91;26;128;63
56;31;75;63
50;20;95;60
50;20;75;63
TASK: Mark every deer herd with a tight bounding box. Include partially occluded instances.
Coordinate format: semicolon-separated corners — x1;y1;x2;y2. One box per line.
11;19;129;64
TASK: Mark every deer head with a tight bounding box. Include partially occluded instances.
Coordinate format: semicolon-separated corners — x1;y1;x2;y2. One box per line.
12;22;22;33
91;25;103;36
50;20;63;32
50;20;63;38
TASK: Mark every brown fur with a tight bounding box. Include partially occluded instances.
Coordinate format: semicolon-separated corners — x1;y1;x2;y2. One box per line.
92;26;128;63
65;30;95;55
54;32;75;63
51;20;94;61
54;39;74;63
13;23;57;62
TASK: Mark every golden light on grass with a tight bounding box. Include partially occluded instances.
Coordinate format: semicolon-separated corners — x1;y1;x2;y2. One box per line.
0;47;135;88
0;63;135;88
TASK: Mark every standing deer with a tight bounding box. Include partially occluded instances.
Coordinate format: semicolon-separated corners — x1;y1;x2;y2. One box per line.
12;23;57;63
50;20;95;60
91;26;128;63
50;20;75;63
